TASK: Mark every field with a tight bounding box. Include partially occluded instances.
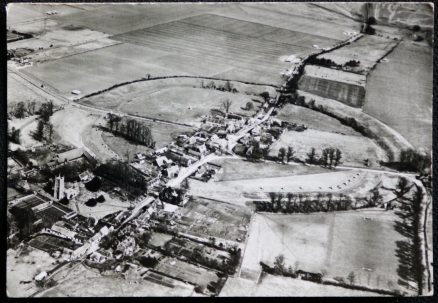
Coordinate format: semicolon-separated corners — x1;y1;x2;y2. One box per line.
188;170;387;207
175;196;251;242
269;129;387;166
13;6;349;97
37;263;195;297
154;257;220;290
220;275;386;296
276;104;360;136
7;248;58;297
316;35;399;74
212;158;329;181
298;76;365;108
363;41;432;150
240;211;413;294
303;65;367;87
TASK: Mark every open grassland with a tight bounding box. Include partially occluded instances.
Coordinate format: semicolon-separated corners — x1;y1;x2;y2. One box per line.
240;211;412;294
275;104;360;136
316;35;399;74
269;129;387;166
221;275;386;296
37;263;194;297
176;197;251;242
188;170;378;207
212;158;329;182
7;248;58;297
363;41;432;150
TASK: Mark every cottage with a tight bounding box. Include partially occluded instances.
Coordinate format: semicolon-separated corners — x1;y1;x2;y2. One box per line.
165;165;180;178
154;156;172;167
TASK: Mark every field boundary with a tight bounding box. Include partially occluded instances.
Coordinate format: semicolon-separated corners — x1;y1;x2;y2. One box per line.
78;75;279;100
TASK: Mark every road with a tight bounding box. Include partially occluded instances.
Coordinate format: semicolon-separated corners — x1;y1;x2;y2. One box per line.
119;196;155;227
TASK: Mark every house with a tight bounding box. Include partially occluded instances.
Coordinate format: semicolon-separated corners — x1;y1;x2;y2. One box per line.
165;165;180;178
79;171;93;182
135;153;146;160
154;156;172;167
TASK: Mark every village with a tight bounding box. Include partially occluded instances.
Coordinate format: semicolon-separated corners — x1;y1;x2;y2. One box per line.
6;2;433;298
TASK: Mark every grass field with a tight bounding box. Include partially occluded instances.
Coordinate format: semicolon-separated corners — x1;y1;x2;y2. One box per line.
316;35;399;74
275;104;360;136
240;211;412;293
269;129;387;166
363;41;432;150
7;248;58;297
176;196;251;242
188;170;376;207
221;274;386;296
212;158;329;181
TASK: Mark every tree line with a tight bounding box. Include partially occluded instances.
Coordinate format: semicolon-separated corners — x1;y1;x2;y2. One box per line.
33;101;54;142
106;114;155;148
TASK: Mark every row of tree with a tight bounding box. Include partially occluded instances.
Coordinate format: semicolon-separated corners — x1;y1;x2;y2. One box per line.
10;100;37;119
277;146;295;163
106;115;155;148
201;80;238;93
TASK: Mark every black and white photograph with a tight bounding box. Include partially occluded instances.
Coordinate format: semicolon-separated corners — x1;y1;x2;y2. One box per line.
4;1;433;297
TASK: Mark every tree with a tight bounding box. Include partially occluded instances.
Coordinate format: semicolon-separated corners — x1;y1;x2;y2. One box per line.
245;101;254;111
221;99;233;115
347;271;355;285
307;147;316;164
46;121;54;142
327;148;335;168
395;177;410;199
334;148;342;167
286;146;295;163
369;187;382;207
260;92;270;101
27;101;36;115
34;120;45;141
14;102;26;118
320;148;329;167
278;147;286;164
273;254;285;274
223;80;233;92
39;101;54;122
8;127;21;144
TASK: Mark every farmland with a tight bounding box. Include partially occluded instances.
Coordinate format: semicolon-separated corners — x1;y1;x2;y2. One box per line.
275;103;360;136
212;158;329;181
363;41;433;150
221;275;386;296
269;129;387;166
316;35;399;74
240;211;414;294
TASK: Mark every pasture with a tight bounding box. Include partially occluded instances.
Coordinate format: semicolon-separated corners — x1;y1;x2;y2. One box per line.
176;196;251;242
268;129;387;166
212;158;328;181
240;211;413;294
316;35;399;74
276;103;360;135
363;41;432;150
220;275;385;296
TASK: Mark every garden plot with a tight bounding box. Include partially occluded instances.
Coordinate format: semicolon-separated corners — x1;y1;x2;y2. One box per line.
154;257;220;290
220;275;385;296
37;263;194;297
240;210;412;294
276;103;359;136
269;129;387;166
175;197;251;242
363;41;432;150
316;35;399;74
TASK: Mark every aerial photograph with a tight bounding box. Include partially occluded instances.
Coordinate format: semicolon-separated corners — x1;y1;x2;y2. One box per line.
5;2;433;297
